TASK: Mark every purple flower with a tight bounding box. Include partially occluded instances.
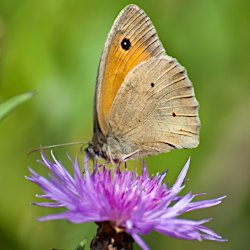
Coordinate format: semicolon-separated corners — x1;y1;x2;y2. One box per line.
26;152;226;250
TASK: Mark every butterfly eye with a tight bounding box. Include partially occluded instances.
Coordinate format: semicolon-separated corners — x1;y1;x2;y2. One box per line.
121;38;131;50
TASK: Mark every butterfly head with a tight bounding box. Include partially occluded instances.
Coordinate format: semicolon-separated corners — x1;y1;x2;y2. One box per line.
84;130;109;162
85;133;129;163
84;142;105;162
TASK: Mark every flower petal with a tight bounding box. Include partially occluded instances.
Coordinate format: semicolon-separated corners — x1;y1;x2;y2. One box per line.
27;153;226;248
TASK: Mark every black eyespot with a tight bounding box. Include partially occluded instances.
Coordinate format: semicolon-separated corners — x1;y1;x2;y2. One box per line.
172;112;176;117
151;83;155;87
121;38;131;50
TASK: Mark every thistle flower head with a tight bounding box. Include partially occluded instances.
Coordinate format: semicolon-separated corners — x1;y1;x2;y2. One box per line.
26;152;226;250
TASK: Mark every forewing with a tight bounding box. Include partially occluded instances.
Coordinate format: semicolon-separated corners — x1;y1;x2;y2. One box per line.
94;4;165;135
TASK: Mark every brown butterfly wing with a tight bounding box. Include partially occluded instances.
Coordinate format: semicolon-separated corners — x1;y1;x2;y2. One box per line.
94;4;165;136
108;56;200;160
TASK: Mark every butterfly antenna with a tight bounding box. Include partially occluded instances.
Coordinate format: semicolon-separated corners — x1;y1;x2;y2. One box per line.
27;141;86;156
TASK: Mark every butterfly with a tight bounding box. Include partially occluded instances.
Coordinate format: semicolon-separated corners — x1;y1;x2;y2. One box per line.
85;4;200;162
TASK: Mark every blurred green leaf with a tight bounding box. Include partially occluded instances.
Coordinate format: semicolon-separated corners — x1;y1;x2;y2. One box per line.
75;238;88;250
0;92;35;122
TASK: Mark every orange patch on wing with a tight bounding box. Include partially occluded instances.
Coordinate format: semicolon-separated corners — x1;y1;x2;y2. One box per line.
98;34;152;134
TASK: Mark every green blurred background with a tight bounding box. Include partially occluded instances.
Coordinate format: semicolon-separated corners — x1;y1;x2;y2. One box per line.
0;0;249;249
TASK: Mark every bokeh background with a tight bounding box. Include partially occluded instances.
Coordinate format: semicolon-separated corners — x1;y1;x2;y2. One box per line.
0;0;249;249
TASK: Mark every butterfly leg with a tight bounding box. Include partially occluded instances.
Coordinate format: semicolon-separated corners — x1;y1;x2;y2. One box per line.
122;149;141;161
